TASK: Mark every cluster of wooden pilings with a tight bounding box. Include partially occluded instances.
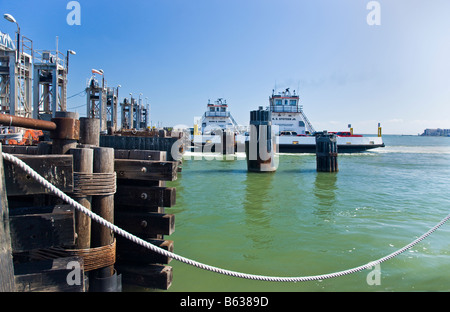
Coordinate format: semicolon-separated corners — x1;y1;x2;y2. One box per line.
0;113;182;292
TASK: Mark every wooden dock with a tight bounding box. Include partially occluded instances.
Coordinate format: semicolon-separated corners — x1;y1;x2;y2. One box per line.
0;114;183;292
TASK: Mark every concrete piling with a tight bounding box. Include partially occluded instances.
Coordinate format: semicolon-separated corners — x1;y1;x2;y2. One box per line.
316;131;338;173
245;107;277;173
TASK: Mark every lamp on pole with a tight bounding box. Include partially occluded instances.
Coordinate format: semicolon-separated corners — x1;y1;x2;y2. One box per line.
116;84;121;99
66;50;76;74
128;93;133;129
4;13;20;63
115;85;121;131
145;97;149;128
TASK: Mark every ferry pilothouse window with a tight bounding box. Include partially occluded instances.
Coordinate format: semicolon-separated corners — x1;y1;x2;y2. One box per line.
290;100;297;106
210;107;214;112
276;100;282;105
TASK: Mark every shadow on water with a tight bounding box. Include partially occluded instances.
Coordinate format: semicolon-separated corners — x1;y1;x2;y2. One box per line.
185;168;248;175
278;168;317;174
242;172;275;254
313;172;338;222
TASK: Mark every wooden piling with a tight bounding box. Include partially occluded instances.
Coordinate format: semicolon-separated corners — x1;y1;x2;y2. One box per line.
0;114;180;291
91;147;116;279
0;144;16;292
79;117;100;147
69;148;94;249
221;130;235;155
316;131;338;173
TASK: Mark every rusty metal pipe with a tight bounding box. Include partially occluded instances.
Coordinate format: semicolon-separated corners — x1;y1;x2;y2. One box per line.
0;114;57;132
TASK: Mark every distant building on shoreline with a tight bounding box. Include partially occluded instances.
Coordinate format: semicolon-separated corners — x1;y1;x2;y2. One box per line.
421;128;450;136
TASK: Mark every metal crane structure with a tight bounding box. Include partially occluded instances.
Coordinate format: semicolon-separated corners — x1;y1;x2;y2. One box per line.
0;29;33;119
1;13;147;144
32;48;73;121
86;71;122;134
120;93;149;131
1;13;75;144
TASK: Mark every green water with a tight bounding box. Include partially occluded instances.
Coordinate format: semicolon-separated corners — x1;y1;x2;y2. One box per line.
163;135;450;292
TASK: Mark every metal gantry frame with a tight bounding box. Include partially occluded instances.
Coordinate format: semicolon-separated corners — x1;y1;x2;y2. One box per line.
120;93;149;131
0;33;33;119
86;71;121;133
32;49;69;120
120;97;133;130
1;13;150;140
86;72;107;132
1;13;75;126
106;86;119;132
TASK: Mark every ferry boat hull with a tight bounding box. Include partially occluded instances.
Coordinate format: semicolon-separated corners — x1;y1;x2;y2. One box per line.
277;135;384;154
192;135;385;154
278;144;385;153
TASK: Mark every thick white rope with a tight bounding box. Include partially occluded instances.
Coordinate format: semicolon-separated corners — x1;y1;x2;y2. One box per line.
4;152;450;282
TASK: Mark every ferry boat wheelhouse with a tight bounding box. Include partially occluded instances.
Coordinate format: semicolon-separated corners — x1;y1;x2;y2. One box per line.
269;88;314;136
200;98;241;134
269;88;385;153
191;98;243;151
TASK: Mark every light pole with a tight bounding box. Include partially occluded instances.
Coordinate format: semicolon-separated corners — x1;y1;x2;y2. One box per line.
139;93;143;129
99;69;104;87
145;97;149;128
129;93;133;129
4;13;20;63
116;84;121;99
115;85;121;131
66;50;76;74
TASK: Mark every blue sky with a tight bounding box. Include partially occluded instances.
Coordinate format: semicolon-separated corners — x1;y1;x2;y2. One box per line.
1;0;450;134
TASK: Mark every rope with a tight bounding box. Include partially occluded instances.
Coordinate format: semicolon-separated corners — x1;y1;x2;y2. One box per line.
72;172;117;196
28;239;116;272
3;151;450;282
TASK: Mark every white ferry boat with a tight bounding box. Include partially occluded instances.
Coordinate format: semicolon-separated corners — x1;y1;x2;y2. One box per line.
192;98;244;152
199;98;242;134
192;91;385;154
268;88;385;153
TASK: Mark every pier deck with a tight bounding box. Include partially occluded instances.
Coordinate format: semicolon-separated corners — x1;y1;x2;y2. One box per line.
0;116;184;292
